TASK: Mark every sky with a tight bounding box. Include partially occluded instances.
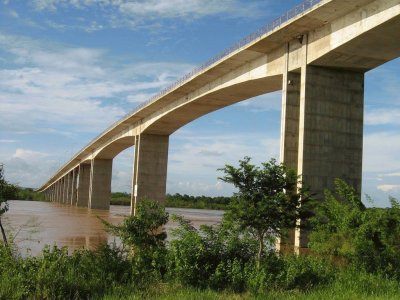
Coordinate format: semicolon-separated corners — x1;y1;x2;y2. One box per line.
0;0;399;207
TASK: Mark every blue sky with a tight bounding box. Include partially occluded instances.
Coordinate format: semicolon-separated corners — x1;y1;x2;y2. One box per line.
0;0;399;207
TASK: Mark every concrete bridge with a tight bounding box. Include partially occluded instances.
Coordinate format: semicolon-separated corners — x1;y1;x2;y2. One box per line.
39;0;400;251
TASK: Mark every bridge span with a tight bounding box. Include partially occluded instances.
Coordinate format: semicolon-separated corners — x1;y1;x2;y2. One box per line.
38;0;400;252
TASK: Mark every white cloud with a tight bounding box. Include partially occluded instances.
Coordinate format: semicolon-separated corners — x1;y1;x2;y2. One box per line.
365;108;400;125
32;0;58;11
377;184;400;193
24;0;267;31
0;33;192;133
1;157;59;188
170;180;227;195
385;172;400;177
363;132;400;173
167;132;280;195
236;91;282;112
0;139;17;143
118;0;255;19
12;149;48;160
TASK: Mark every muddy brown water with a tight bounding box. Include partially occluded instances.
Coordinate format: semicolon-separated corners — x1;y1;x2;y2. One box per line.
3;200;223;256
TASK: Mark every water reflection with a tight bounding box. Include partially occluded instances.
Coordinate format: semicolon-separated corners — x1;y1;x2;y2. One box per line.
4;200;223;256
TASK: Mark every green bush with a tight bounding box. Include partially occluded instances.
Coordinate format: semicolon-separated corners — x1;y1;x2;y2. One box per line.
167;215;257;290
0;243;132;299
310;179;400;278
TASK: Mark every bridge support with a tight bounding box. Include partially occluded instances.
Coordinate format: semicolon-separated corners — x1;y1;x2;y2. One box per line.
70;168;78;205
77;163;91;207
58;180;62;203
280;64;364;253
278;70;301;253
131;134;169;215
89;159;112;210
66;172;73;205
62;177;68;204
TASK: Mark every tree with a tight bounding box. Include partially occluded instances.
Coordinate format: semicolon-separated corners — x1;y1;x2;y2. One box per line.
219;157;306;267
309;179;400;277
101;200;169;280
0;164;14;248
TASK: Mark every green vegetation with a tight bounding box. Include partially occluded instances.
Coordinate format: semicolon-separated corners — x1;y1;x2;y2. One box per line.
110;192;131;205
1;158;400;299
110;192;231;209
165;193;230;209
219;157;311;267
16;187;45;201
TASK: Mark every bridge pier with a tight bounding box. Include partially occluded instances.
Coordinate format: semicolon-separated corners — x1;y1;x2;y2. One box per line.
280;62;364;253
62;177;68;204
77;163;91;207
131;134;169;215
58;180;62;203
89;159;112;210
51;185;55;202
66;172;73;205
69;168;77;205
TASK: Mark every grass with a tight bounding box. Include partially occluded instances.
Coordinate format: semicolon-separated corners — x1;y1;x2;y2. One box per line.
101;276;400;300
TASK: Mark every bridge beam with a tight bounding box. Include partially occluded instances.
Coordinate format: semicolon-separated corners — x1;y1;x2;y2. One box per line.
131;134;169;215
89;159;112;210
77;163;91;207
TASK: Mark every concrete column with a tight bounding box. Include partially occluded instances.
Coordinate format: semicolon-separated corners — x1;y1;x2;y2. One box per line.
294;65;364;252
60;178;65;203
64;176;69;204
278;67;301;253
71;168;78;205
77;163;91;207
89;159;112;210
66;172;73;205
55;182;59;202
57;181;61;202
131;134;169;215
51;185;55;202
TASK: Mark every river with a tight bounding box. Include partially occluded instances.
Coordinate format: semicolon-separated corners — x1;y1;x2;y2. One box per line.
2;200;223;256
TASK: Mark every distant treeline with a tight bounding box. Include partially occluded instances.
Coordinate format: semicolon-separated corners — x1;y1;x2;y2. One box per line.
2;183;44;202
9;189;231;210
111;192;231;209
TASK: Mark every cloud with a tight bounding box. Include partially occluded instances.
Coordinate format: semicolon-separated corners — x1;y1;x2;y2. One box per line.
0;33;192;134
167;132;280;195
12;149;48;160
169;180;227;195
236;91;282;112
377;184;400;193
384;172;400;177
198;150;224;157
19;0;269;32
32;0;58;11
365;107;400;125
363;132;400;174
0;139;17;143
118;0;258;19
1;156;59;188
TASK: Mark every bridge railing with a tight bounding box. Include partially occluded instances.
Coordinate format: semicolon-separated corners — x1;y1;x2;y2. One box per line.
80;0;322;159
